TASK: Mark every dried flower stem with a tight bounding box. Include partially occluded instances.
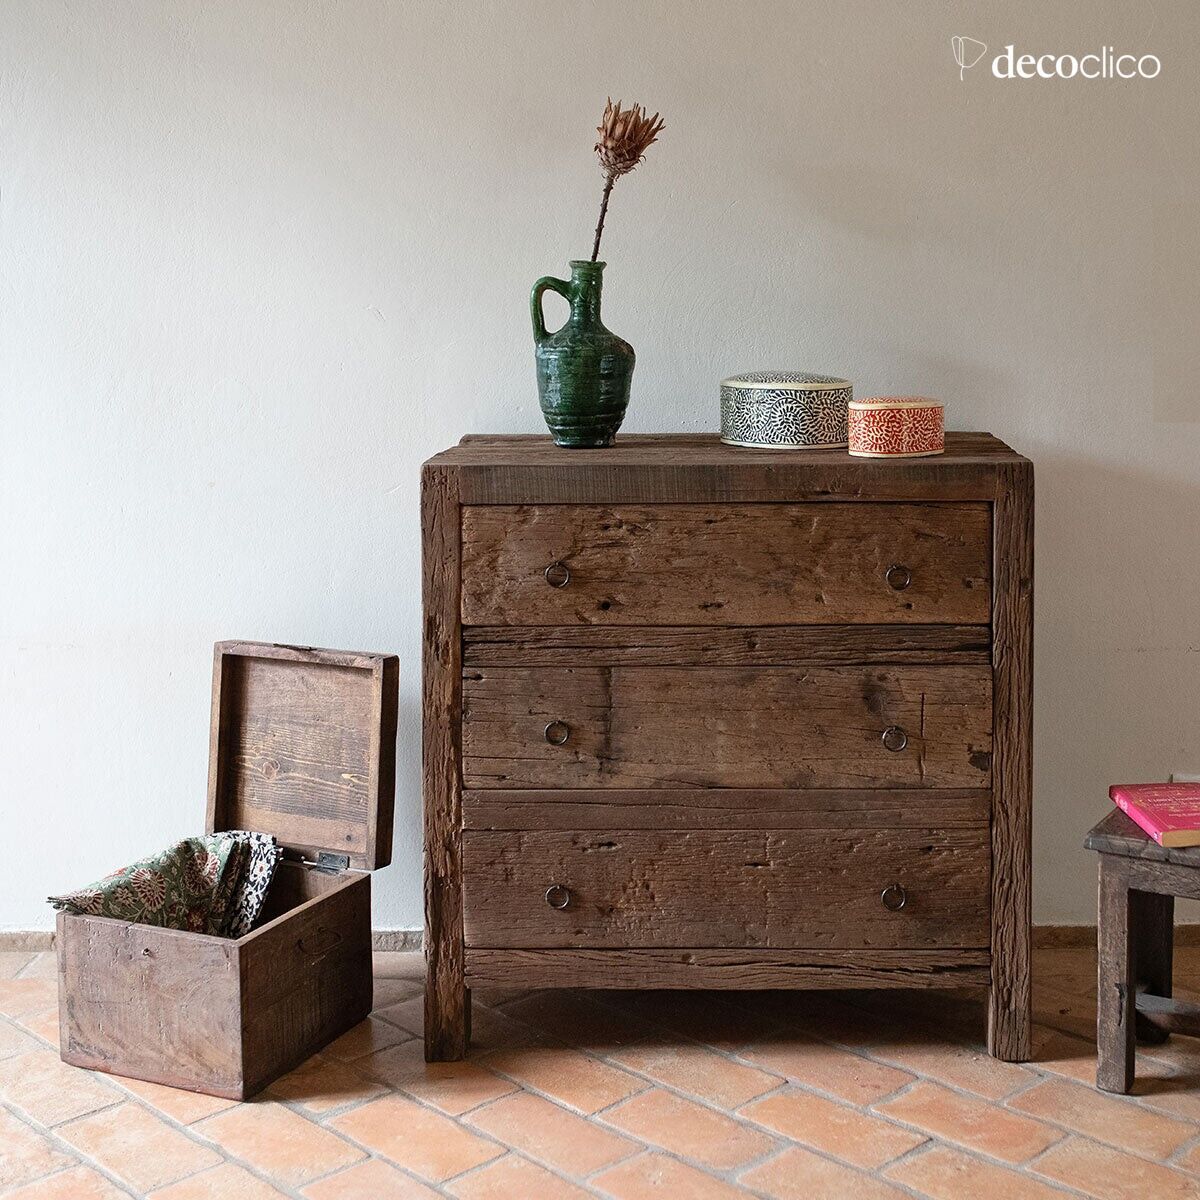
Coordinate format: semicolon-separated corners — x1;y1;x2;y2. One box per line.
590;174;615;262
589;98;664;262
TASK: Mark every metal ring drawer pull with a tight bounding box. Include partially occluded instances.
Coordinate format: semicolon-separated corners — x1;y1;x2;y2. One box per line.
545;884;571;910
881;725;908;753
881;883;908;911
544;560;571;588
544;720;570;746
885;563;912;591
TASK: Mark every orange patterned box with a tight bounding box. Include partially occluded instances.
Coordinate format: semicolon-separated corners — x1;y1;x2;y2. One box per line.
848;397;944;458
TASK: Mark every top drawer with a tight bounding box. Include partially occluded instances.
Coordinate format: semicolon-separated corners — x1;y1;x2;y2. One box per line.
461;503;990;626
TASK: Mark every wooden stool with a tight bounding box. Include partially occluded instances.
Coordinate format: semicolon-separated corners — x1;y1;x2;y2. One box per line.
1085;809;1200;1093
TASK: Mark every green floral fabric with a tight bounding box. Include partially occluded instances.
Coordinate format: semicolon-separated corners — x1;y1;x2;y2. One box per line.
49;833;273;937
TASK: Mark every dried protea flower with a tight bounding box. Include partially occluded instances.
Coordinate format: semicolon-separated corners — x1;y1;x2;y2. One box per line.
595;99;664;178
590;98;664;261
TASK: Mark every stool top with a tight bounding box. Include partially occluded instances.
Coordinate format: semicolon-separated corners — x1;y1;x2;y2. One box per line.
1086;808;1200;867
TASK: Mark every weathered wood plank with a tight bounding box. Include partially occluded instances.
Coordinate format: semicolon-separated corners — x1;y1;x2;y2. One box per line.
1097;857;1135;1092
462;503;991;627
426;433;1020;505
56;863;372;1100
206;642;398;870
465;947;992;990
422;465;469;1061
463;788;992;831
463;624;992;667
1135;990;1200;1038
462;665;993;790
462;828;991;950
58;912;244;1098
1086;808;1200;867
240;870;372;1096
1122;857;1200;902
988;458;1034;1062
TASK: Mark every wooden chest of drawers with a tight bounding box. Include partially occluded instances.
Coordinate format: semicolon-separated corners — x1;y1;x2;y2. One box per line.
422;433;1033;1062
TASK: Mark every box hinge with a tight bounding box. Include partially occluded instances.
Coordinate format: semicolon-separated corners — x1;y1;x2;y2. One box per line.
282;849;352;873
312;851;351;874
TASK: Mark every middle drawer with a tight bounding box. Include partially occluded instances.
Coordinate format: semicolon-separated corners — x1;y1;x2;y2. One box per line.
462;666;993;789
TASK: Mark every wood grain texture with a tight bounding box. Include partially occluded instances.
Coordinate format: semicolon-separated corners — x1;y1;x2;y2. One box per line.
1121;856;1200;902
423;434;1032;1062
1086;808;1200;867
462;503;991;627
464;948;992;990
988;458;1034;1062
240;867;372;1096
428;432;1019;504
463;788;992;830
206;641;398;870
462;665;993;790
422;465;468;1061
1096;857;1134;1092
463;624;992;667
462;828;991;950
57;866;372;1100
57;911;244;1098
1134;991;1200;1038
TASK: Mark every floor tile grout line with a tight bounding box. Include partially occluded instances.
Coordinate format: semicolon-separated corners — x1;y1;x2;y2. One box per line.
329;1025;651;1180
0;1096;139;1199
872;1135;1095;1200
116;1103;334;1200
296;1151;464;1200
322;1071;630;1194
858;1098;1075;1176
581;1130;787;1195
1024;1131;1200;1195
1166;1131;1200;1177
11;954;1200;1200
11;953;41;982
314;1027;643;1195
463;989;1125;1182
996;1083;1199;1165
439;1146;611;1198
96;1079;377;1200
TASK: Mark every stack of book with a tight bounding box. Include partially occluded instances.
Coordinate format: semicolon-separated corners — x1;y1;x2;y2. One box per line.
1110;782;1200;848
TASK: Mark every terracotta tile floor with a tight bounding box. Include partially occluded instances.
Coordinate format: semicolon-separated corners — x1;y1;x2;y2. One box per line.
5;947;1200;1197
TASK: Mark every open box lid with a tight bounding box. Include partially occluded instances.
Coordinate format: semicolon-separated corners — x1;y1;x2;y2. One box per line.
205;641;399;871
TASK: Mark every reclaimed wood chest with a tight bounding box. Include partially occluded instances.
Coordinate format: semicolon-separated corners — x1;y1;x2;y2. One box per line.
57;641;399;1099
422;434;1033;1062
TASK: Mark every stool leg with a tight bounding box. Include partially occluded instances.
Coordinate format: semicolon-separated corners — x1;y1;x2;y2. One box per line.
1132;889;1174;1045
1097;858;1135;1093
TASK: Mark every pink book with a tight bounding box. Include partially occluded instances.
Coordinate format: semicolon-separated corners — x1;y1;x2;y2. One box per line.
1110;783;1200;848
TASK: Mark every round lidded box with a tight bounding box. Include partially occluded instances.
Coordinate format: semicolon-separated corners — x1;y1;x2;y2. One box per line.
848;397;944;458
720;371;852;449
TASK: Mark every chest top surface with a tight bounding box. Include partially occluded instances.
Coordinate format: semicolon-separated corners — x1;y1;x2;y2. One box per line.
427;431;1023;468
423;433;1029;504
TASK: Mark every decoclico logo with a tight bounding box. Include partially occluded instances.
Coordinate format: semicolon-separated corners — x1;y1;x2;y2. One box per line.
952;36;1162;79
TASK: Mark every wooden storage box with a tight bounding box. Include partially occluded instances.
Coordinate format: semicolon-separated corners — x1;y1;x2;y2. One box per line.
56;641;398;1100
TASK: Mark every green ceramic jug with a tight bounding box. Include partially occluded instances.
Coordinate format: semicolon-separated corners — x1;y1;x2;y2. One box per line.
531;260;635;448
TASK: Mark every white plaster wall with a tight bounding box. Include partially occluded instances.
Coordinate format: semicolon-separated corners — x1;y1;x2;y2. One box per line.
2;0;1198;932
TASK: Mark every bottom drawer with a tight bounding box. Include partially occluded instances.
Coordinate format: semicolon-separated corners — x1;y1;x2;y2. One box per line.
463;828;990;950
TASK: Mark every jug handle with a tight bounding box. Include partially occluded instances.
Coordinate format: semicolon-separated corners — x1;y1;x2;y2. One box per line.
531;275;572;344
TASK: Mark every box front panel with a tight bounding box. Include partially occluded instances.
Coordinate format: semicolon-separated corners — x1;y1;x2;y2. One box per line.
57;913;244;1098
